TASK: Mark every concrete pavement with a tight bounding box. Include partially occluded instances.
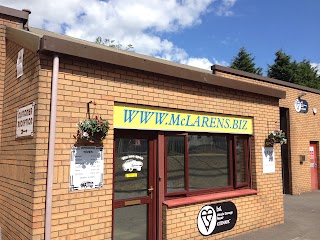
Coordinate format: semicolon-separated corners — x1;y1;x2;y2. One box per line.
227;191;320;240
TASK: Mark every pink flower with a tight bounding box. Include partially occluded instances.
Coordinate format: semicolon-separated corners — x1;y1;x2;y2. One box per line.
83;132;89;137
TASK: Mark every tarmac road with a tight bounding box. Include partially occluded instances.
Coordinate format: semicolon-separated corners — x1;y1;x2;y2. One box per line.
227;191;320;240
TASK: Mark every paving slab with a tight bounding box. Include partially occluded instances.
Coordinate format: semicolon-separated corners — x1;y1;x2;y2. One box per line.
227;191;320;240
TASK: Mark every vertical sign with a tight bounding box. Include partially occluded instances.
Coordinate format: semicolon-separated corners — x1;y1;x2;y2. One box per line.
16;102;35;138
70;146;104;191
16;48;24;78
262;147;275;173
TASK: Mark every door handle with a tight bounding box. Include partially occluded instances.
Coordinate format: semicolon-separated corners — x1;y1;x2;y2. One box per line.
148;186;154;199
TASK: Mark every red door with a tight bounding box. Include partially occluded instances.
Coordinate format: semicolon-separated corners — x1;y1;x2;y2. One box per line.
113;130;157;240
310;143;318;190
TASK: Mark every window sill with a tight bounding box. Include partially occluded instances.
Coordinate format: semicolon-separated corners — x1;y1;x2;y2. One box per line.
163;189;257;208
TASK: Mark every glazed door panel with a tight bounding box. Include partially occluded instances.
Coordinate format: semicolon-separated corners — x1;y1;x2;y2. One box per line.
113;131;156;240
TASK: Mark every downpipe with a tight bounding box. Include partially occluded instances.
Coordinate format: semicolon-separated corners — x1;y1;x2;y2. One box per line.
44;54;59;240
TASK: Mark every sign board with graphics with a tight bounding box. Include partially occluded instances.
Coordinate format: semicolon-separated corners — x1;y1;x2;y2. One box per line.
16;102;35;138
70;146;104;191
114;104;253;135
294;98;308;113
197;201;237;236
263;147;275;173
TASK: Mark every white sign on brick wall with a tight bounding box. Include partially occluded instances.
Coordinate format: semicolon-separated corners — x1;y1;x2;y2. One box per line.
70;146;104;191
262;147;275;173
16;102;35;138
16;48;24;78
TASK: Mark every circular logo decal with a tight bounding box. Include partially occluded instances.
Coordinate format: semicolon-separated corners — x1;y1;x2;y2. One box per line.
294;99;301;112
197;205;217;236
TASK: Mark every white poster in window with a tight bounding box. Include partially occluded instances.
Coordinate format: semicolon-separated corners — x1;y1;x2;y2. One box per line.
262;147;275;173
70;146;104;191
17;48;24;78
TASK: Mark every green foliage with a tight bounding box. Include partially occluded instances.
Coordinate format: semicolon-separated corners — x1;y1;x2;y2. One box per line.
95;36;134;51
230;47;263;75
268;50;320;89
265;130;287;147
267;50;297;83
76;116;109;143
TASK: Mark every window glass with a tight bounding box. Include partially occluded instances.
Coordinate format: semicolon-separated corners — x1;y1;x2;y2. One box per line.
166;136;185;192
114;138;148;200
188;135;229;190
113;204;147;240
236;138;247;184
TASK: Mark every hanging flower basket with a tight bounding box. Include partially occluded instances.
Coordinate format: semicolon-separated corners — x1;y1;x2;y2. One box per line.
75;116;109;145
265;130;287;147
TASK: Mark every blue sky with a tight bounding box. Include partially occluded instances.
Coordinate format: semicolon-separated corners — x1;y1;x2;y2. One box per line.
2;0;319;74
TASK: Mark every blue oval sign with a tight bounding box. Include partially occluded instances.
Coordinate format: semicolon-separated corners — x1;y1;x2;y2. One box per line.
294;98;308;113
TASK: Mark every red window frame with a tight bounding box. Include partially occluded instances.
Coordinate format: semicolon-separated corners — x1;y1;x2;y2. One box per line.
164;133;251;198
233;136;250;188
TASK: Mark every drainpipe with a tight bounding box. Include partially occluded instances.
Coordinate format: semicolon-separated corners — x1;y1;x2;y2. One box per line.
45;54;59;240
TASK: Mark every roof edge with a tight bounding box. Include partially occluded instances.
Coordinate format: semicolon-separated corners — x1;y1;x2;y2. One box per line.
7;27;41;52
0;5;29;22
212;65;320;95
39;34;285;99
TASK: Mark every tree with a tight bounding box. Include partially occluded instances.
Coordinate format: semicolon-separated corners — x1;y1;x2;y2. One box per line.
230;47;263;75
95;37;134;51
295;60;320;89
267;50;297;83
268;50;320;89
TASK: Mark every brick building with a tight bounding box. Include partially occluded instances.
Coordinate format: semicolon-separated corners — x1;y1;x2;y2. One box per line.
0;5;318;240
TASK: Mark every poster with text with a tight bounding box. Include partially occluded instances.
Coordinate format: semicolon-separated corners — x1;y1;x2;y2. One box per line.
70;146;104;191
262;147;275;173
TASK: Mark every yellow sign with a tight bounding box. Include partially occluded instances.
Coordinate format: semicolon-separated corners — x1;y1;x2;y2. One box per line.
114;104;253;134
125;173;138;178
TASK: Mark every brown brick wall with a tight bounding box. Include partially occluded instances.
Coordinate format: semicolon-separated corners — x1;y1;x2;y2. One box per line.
216;71;320;194
32;55;283;239
0;40;41;240
0;15;23;148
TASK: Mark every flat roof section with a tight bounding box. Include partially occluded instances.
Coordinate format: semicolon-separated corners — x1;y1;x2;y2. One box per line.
6;26;285;100
212;65;320;95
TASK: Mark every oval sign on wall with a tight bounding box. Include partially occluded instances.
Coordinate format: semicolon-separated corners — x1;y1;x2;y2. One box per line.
294;98;308;113
197;201;237;236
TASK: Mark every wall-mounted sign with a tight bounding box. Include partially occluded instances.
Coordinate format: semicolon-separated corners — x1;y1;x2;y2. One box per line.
262;147;275;173
114;104;253;135
16;102;35;138
70;146;104;191
294;98;308;113
16;48;24;78
197;201;237;236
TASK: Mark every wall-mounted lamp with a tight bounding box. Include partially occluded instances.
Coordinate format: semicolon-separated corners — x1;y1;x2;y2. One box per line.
300;155;305;164
297;92;307;99
313;108;317;115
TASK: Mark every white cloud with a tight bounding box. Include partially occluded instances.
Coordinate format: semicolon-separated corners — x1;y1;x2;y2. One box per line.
213;58;229;67
0;0;234;69
181;57;213;70
215;0;237;16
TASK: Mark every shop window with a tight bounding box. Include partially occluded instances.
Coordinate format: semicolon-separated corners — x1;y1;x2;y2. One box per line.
165;133;250;197
166;136;186;193
235;137;249;187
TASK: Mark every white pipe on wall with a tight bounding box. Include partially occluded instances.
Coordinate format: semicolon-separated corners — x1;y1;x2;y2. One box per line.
45;54;59;240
